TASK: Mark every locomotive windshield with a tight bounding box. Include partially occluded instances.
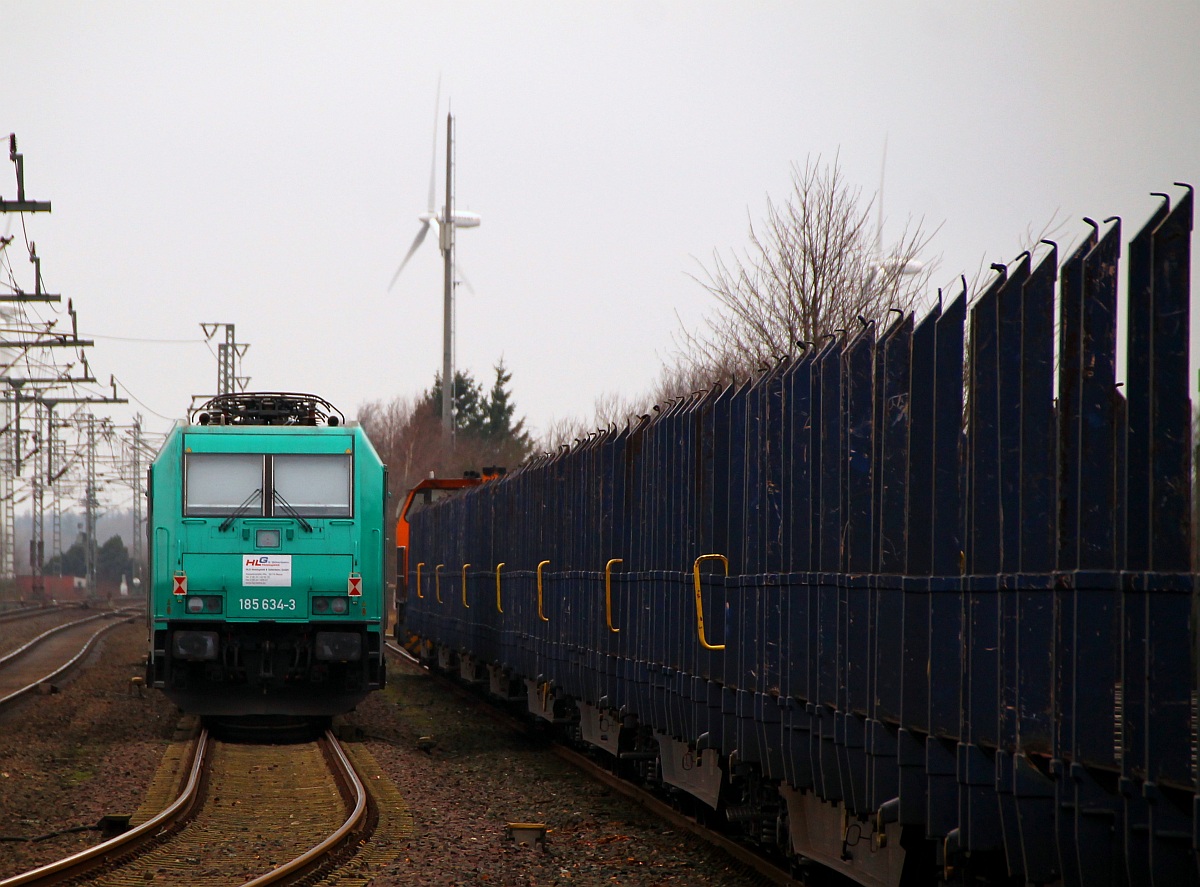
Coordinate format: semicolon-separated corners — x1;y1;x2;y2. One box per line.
273;454;352;517
405;486;460;518
185;454;264;516
183;452;353;518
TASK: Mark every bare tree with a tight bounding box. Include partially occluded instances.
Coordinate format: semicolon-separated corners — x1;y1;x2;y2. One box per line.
533;156;938;449
962;210;1068;297
357;395;441;508
360;372;536;506
675;154;937;387
536;387;668;452
537;414;591;453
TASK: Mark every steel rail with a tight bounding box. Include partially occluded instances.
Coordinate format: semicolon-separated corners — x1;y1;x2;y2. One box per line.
0;611;117;668
239;729;369;886
0;616;134;711
0;604;68;625
385;638;423;667
546;738;796;886
0;728;210;887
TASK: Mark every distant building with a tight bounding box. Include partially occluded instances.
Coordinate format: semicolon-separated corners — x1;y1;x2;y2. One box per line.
13;574;126;602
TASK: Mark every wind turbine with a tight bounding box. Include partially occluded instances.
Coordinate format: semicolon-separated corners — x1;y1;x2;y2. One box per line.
389;82;481;437
865;135;923;291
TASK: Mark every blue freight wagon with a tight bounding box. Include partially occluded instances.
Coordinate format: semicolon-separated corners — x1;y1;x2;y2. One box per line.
402;189;1198;886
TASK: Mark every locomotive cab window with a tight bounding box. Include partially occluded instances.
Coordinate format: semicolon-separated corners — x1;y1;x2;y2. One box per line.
273;454;352;517
185;454;264;516
406;486;457;519
183;452;352;519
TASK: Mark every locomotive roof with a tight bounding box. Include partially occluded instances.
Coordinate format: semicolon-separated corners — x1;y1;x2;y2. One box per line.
189;391;345;427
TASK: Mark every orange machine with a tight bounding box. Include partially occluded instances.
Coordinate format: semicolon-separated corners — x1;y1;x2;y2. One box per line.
392;470;502;638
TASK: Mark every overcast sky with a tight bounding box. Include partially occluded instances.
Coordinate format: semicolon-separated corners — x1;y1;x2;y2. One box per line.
4;1;1198;459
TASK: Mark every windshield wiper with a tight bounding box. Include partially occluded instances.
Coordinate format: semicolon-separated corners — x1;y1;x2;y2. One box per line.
273;491;313;532
219;489;262;532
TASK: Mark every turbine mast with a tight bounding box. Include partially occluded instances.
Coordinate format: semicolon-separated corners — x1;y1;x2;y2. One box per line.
441;112;456;439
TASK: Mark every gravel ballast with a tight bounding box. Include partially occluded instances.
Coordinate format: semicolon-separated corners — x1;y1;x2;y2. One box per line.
0;625;768;885
341;659;767;885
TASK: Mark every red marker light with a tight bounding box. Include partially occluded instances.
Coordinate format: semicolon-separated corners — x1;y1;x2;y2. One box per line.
347;574;362;597
173;573;188;596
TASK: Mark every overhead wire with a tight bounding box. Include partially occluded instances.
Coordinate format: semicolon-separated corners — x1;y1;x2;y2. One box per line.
90;333;205;344
1;204;115;548
1;164;177;569
110;376;179;422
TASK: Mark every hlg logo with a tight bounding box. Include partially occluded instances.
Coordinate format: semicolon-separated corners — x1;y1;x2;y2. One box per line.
246;556;275;566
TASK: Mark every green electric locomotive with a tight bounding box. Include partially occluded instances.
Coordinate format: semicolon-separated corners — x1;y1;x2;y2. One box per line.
145;393;387;716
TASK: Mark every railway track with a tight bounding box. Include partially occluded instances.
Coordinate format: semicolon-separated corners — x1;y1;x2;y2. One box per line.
0;611;134;712
0;605;84;657
0;603;71;625
383;640;797;885
0;727;371;887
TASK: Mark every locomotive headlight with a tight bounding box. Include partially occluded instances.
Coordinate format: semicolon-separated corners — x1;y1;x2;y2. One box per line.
315;631;362;661
172;630;219;661
185;595;222;614
312;596;349;615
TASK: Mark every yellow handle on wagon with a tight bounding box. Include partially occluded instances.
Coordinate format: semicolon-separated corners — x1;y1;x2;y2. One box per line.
692;553;728;651
537;560;550;623
605;558;622;633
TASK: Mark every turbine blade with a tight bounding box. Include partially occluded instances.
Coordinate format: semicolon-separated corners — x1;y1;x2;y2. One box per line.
388;222;430;291
427;75;441;214
456;259;475;295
